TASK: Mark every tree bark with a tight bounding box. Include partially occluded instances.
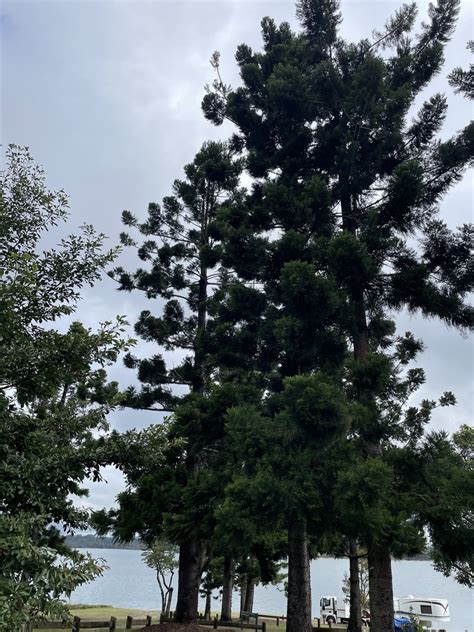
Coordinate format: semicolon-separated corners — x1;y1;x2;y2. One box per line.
165;586;173;617
156;570;166;614
347;539;363;632
244;578;255;613
220;555;234;621
286;520;312;632
175;540;202;623
368;544;394;632
240;578;247;614
204;589;212;620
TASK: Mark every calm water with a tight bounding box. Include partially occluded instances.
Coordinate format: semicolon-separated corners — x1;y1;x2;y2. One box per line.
70;549;473;632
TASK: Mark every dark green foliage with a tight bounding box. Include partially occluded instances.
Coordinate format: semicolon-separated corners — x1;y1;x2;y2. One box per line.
202;1;472;627
296;0;341;49
448;41;474;99
110;141;243;408
98;0;471;626
416;430;474;587
202;0;473;433
276;374;348;439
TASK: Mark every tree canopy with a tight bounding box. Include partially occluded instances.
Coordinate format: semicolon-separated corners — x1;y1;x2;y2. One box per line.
0;145;130;631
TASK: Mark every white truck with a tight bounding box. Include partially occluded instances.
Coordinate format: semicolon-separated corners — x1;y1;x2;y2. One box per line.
319;596;370;626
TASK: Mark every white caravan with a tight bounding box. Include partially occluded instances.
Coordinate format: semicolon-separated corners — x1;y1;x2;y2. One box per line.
320;595;450;629
319;597;370;626
394;596;450;628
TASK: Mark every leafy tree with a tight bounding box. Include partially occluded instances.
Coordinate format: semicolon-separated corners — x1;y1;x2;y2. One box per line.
416;426;474;587
203;0;473;629
112;140;242;408
0;145;128;631
335;332;458;630
0;145;120;404
94;382;260;623
203;57;353;629
199;557;223;620
206;262;348;632
142;541;179;615
108;141;243;623
236;556;261;614
220;374;349;632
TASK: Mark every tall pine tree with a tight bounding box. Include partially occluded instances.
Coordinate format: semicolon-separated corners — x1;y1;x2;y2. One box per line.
109;141;243;622
203;1;473;629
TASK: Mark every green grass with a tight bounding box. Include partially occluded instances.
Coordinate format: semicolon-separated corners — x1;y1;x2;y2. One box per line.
40;606;339;631
68;604;113;610
39;605;159;631
69;604;159;618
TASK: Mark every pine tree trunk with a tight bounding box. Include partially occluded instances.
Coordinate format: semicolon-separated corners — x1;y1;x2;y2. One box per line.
286;520;312;632
205;589;212;620
347;539;362;632
340;189;395;630
240;578;247;614
368;544;394;632
175;540;201;623
244;578;255;613
175;255;208;623
220;555;234;621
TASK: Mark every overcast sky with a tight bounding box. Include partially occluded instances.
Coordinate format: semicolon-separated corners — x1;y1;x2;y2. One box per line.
2;0;473;512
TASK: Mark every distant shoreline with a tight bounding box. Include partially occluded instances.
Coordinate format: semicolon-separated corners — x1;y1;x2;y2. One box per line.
65;535;145;550
66;535;431;559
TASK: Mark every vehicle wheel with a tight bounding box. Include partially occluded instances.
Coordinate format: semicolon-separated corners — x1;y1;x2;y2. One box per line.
326;616;336;625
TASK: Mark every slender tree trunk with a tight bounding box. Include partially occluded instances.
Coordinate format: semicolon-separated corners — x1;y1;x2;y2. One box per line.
347;539;363;632
240;578;247;614
243;578;255;613
286;520;312;632
165;586;173;617
220;555;234;621
156;570;166;614
175;540;201;622
204;589;212;620
368;544;394;632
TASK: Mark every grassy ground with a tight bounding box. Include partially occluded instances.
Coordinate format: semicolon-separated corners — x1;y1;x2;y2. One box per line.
40;605;341;631
40;605;158;631
70;604;160;618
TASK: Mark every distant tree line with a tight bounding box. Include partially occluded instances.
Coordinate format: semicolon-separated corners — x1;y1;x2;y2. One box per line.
64;535;145;550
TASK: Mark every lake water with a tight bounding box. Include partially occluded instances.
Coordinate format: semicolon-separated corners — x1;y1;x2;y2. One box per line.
70;549;473;632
